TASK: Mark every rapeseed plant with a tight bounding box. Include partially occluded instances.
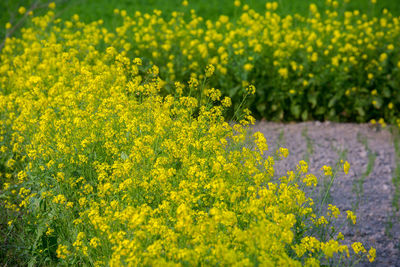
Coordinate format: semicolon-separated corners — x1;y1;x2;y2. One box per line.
104;1;400;124
0;3;376;266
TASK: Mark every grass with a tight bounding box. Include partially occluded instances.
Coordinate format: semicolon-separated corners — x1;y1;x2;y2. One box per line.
47;0;400;23
302;127;314;164
352;133;376;211
386;127;400;238
320;149;348;211
391;129;400;216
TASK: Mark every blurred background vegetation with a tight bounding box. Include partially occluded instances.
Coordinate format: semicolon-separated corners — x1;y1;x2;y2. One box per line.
1;0;400;46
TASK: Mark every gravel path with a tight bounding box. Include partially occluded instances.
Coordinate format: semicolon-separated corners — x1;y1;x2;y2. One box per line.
252;121;400;266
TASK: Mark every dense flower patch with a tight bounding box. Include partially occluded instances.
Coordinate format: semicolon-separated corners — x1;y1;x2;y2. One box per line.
0;6;378;266
104;1;400;125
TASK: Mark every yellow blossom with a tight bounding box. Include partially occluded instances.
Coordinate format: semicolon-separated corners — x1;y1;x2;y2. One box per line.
205;64;215;77
346;210;357;224
368;247;376;262
322;165;332;176
18;6;26;15
343;161;350;174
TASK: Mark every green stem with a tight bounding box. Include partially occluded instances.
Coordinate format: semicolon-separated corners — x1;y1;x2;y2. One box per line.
232;93;248;122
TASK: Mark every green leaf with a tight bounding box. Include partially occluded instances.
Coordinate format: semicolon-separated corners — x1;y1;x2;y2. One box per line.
278;110;284;120
228;85;241;97
291;105;301;119
316;107;325;115
355;107;365;116
388;80;398;90
121;151;128;160
28;258;37;267
256;102;266;113
328;96;337;108
301;110;308;121
329;109;336;118
374;97;383;109
382;87;391;98
308;94;317;108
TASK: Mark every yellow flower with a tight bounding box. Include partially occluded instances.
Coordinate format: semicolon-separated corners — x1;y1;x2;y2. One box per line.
346;210;357;224
351;242;366;254
379;53;387;62
317;216;328;225
336;232;344;240
221;96;232;108
253;131;268;154
205;64;215;77
303;174;317;187
378;118;386;128
277;147;289;158
321;165;332;176
309;3;318;14
56;245;70;259
278;68;288;79
90;237;100;248
244;63;253;72
311;52;318;62
46;228;54;236
328;204;340;218
18;6;26;15
48;2;56;9
297;160;308;174
246;85;256;95
343;161;350;174
368;247;376;262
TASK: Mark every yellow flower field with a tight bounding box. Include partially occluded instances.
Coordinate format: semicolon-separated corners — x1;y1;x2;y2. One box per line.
106;1;400;124
0;1;387;266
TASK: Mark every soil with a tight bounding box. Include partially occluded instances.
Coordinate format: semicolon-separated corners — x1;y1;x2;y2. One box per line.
252;121;400;267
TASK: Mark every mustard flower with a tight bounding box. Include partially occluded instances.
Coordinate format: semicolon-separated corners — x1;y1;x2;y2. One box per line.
205;64;215;77
343;161;350;175
346;210;357;224
18;6;26;15
368;247;376;262
351;242;366;254
321;165;332;176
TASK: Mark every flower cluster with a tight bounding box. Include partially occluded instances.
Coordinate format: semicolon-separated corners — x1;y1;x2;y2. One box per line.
0;5;374;266
104;2;400;125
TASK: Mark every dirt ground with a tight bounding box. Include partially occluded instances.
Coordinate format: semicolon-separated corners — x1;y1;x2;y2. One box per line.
252;121;400;266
